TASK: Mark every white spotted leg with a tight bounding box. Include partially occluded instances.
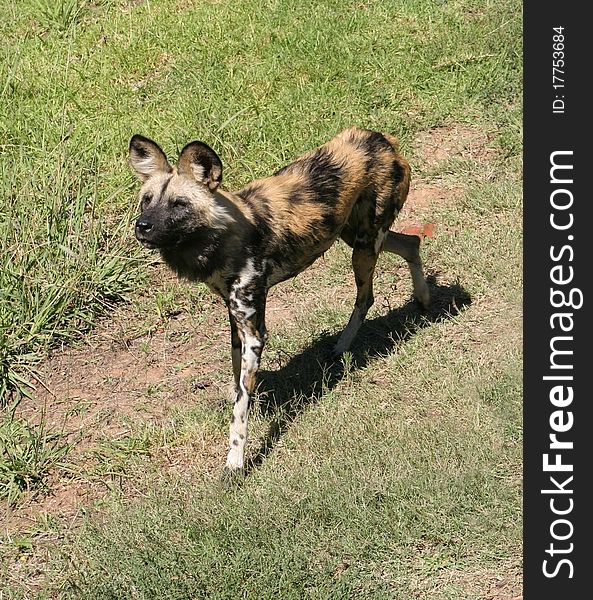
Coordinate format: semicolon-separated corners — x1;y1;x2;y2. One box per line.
223;287;267;481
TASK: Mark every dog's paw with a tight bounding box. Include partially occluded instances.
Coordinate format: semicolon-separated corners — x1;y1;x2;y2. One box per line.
221;466;246;489
416;295;431;312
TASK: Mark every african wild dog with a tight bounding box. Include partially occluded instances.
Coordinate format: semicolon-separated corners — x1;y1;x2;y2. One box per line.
128;127;430;479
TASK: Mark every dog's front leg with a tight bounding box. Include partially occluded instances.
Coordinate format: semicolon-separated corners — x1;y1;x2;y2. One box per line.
224;289;267;477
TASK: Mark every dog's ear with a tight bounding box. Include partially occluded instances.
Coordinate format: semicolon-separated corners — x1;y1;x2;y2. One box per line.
128;135;172;181
177;141;223;190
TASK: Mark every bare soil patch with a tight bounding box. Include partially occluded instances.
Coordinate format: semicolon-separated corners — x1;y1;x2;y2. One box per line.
413;123;496;169
4;269;225;528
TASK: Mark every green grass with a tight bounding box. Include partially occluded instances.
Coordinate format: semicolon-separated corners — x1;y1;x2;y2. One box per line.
0;402;72;505
1;0;522;597
63;313;522;599
0;33;143;400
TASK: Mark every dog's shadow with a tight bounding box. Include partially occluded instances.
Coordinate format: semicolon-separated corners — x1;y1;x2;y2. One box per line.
246;275;472;475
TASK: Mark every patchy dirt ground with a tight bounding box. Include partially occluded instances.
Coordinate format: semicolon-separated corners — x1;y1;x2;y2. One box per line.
2;123;515;598
413;124;497;168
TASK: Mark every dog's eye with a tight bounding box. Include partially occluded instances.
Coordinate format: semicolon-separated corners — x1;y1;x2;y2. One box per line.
172;197;189;208
142;193;153;207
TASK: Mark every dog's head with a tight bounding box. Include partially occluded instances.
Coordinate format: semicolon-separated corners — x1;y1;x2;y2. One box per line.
129;135;232;250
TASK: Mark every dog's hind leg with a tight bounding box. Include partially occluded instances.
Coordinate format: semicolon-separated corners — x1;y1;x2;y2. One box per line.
383;231;430;310
333;232;384;357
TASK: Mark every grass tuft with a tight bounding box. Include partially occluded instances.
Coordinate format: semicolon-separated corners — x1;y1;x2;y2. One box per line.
33;0;86;32
0;403;72;505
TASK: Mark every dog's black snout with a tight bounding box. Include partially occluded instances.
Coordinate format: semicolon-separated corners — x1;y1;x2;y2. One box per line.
136;220;153;234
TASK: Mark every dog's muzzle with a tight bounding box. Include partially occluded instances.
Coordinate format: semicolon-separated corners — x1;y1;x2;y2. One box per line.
135;219;157;248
